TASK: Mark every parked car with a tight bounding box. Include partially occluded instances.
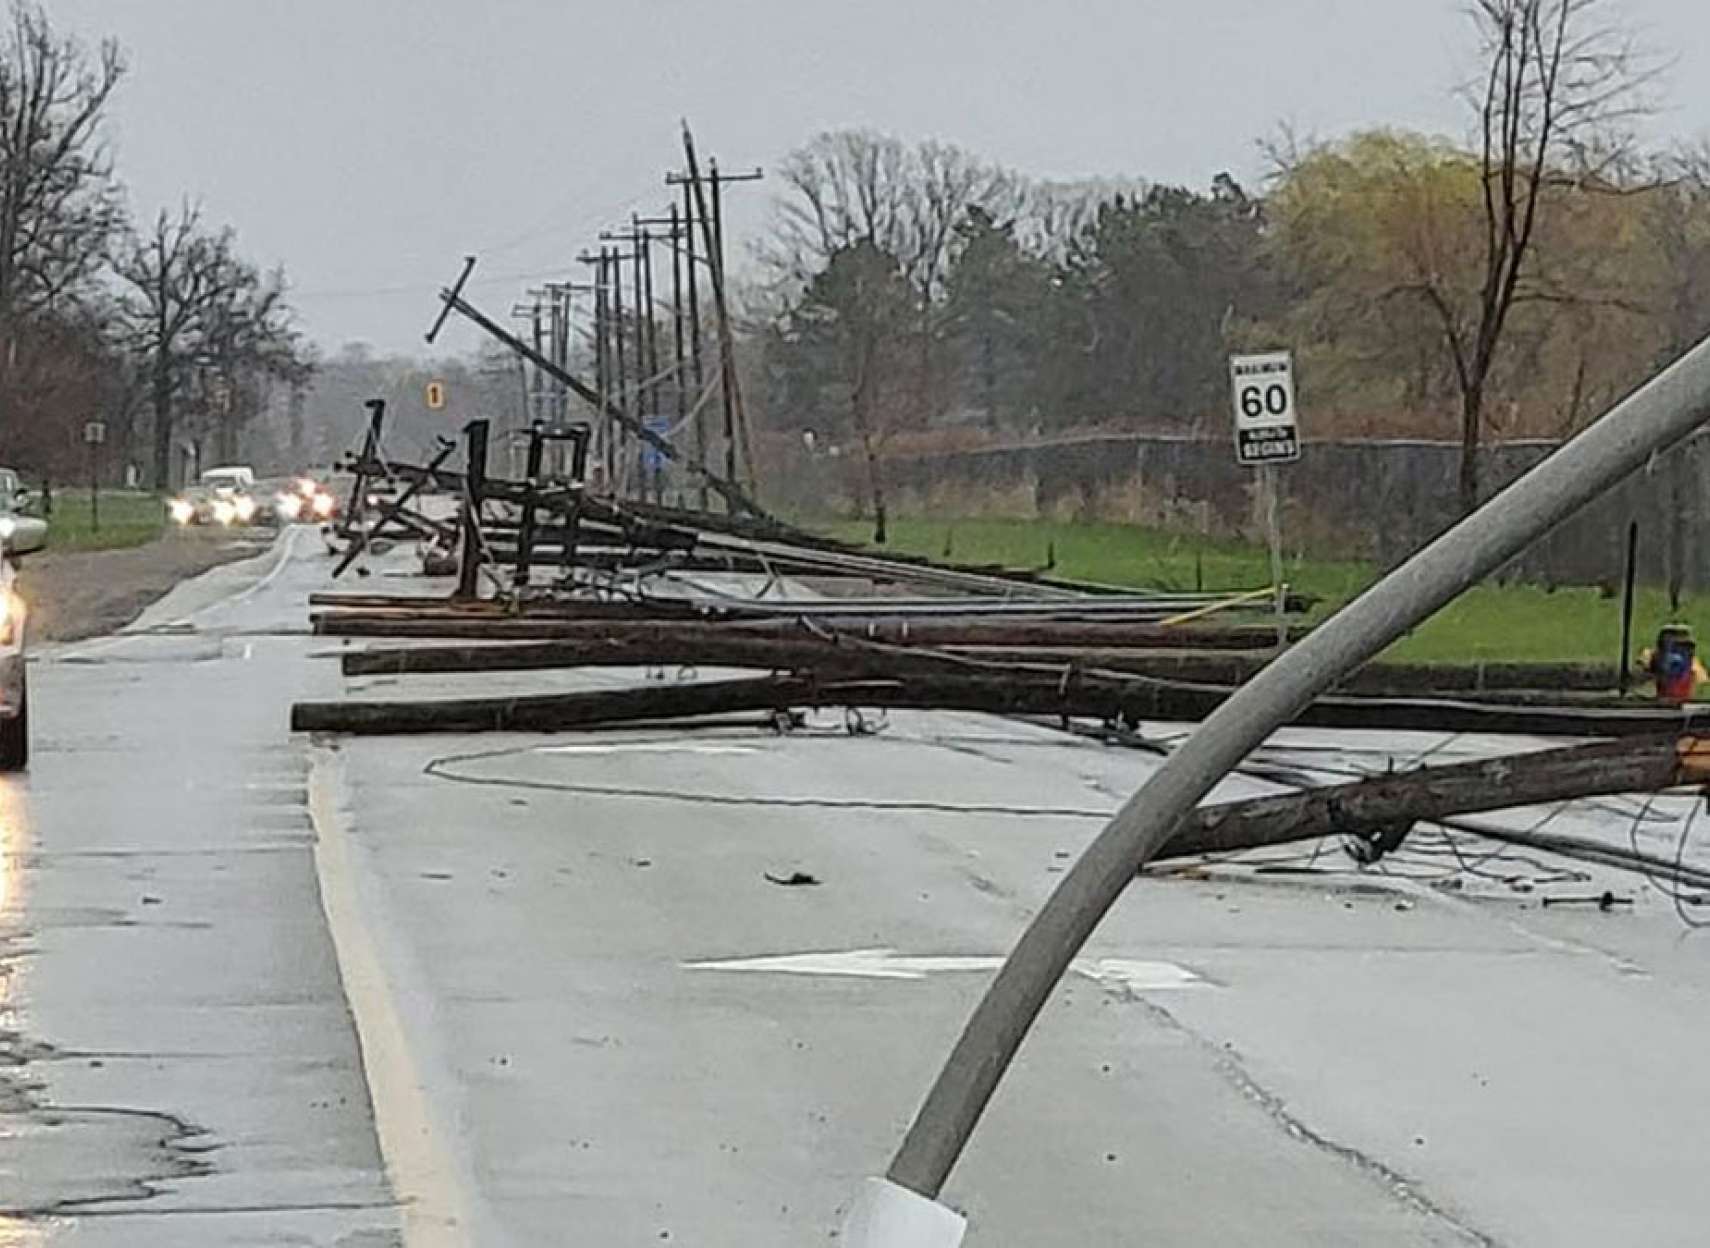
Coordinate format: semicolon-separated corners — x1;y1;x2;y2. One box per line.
0;473;49;770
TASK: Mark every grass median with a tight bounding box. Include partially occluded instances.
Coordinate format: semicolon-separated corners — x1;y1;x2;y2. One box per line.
817;516;1695;667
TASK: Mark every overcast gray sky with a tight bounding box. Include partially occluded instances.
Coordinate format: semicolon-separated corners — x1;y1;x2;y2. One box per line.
49;0;1708;360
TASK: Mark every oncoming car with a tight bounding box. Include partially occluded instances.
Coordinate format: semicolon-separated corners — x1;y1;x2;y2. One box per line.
169;465;266;527
271;474;339;523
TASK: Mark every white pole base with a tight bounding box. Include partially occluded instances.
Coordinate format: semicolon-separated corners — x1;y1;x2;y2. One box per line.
839;1177;967;1247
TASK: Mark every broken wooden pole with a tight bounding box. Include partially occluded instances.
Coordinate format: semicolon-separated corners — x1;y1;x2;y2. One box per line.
1155;735;1710;861
454;419;490;601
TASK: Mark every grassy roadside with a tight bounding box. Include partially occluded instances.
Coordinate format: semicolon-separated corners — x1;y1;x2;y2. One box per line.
34;489;165;552
817;516;1693;667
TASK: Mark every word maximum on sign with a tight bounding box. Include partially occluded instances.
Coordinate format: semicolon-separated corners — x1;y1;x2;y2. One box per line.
1229;350;1300;465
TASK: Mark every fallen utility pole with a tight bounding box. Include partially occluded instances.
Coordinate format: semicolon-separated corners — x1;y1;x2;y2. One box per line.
336;453;698;553
339;448;1279;603
340;439;1266;602
290;669;1708;738
288;679;1710;869
339;399;390;539
333;436;457;578
1155;734;1710;862
334;632;1624;697
310;599;1296;636
425;256;768;519
311;613;1299;650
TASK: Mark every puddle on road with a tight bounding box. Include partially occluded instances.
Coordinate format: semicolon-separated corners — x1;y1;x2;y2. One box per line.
0;1104;206;1217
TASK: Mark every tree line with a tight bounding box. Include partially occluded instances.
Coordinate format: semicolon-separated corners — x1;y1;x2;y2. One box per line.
746;0;1699;522
0;2;308;490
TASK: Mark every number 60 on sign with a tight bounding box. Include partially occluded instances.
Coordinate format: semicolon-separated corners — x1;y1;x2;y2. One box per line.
1230;350;1300;465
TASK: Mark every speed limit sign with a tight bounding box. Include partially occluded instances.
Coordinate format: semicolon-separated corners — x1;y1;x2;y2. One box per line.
1230;351;1300;465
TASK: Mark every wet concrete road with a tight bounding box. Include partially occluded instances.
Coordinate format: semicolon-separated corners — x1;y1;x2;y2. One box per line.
10;535;1710;1245
7;528;398;1245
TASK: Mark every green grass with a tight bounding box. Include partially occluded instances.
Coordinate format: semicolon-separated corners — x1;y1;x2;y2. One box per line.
35;490;165;552
818;515;1695;667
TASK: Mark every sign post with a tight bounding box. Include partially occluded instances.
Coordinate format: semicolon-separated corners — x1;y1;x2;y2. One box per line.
1229;352;1299;647
83;419;106;534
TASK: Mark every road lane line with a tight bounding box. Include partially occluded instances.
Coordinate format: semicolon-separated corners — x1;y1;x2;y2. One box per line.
309;746;503;1248
199;521;308;611
684;948;1201;989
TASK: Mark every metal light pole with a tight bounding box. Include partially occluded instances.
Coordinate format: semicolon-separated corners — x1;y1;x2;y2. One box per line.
850;331;1710;1245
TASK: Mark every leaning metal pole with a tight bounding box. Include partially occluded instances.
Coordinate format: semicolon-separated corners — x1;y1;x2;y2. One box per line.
875;333;1710;1223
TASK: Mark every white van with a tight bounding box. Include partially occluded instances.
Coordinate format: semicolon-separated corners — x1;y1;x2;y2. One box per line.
199;466;256;491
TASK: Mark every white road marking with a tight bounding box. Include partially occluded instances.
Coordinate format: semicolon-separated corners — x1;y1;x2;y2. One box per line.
195;521;307;613
684;947;1200;990
310;749;506;1248
538;742;759;757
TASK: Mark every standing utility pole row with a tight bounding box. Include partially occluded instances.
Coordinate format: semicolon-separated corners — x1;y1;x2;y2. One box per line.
560;124;760;509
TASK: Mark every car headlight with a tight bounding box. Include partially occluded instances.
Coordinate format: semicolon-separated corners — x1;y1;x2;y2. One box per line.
0;517;16;541
275;492;303;520
311;491;336;517
212;499;237;525
169;499;194;525
0;589;25;647
297;477;319;497
233;495;256;522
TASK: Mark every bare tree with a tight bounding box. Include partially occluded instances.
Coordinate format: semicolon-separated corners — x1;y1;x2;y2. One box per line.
1445;0;1651;512
764;131;1022;295
193;262;303;463
763;131;1024;424
115;205;247;488
766;131;913;287
0;2;124;432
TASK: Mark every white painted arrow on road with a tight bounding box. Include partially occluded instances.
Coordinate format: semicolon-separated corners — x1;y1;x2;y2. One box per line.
684;948;1199;991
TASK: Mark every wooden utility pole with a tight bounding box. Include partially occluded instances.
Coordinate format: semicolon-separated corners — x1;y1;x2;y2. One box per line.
669;124;761;509
638;216;660;418
682;179;707;506
639;206;691;505
604;221;672;500
579;250;614;485
608;246;634;495
511;297;544;428
669;204;686;505
638;219;662;500
709;162;737;490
